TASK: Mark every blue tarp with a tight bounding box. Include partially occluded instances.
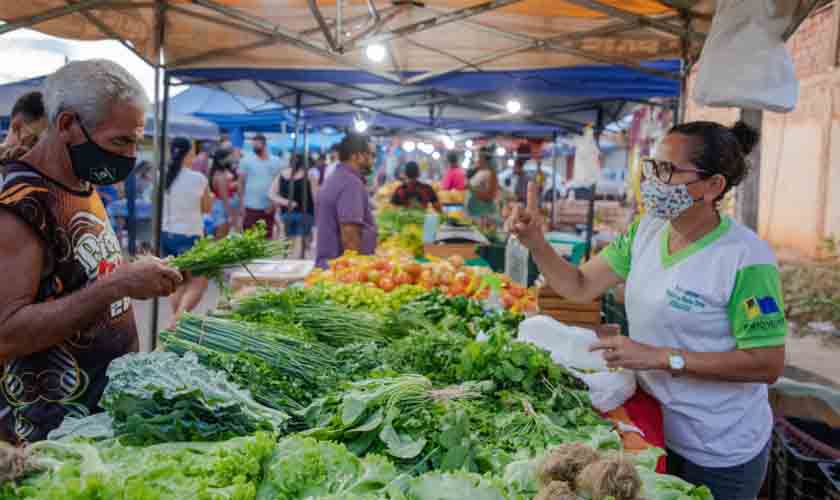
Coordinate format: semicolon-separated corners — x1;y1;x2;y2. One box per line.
170;61;679;100
168;61;679;137
168;86;293;132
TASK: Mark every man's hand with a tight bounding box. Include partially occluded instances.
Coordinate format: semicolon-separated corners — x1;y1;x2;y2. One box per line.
109;257;183;300
508;181;544;250
589;336;668;371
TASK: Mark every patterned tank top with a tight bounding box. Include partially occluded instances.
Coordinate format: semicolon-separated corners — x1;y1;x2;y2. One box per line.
0;161;137;443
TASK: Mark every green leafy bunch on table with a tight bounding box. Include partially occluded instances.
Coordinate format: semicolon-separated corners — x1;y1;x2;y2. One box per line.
0;273;712;500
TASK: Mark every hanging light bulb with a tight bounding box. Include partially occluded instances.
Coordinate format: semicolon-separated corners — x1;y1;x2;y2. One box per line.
403;140;416;152
365;44;387;63
442;136;455;150
432;151;441;160
507;158;515;167
506;98;522;114
464;150;473;159
496;146;506;157
354;118;368;133
465;139;474;149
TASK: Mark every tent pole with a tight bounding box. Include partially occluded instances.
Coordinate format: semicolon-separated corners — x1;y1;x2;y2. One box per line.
550;131;558;229
149;72;170;351
302;126;310;259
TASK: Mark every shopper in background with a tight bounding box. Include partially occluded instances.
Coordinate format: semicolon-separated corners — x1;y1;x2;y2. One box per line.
162;137;212;328
269;154;315;258
465;146;499;227
509;143;532;205
238;133;280;236
322;144;340;184
191;142;211;176
391;161;442;213
0;91;47;163
315;133;377;268
441;151;466;191
209;147;239;238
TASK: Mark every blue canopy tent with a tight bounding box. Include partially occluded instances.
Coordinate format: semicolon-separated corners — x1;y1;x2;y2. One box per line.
170;61;679;139
168;85;293;147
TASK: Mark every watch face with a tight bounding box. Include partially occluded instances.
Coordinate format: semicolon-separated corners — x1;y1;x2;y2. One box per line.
670;354;685;370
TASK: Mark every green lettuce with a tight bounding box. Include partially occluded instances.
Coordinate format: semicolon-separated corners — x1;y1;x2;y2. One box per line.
256;436;399;500
2;433;275;500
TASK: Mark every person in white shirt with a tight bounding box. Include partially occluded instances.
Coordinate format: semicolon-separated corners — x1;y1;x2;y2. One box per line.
162;137;212;327
322;145;340;184
510;121;784;500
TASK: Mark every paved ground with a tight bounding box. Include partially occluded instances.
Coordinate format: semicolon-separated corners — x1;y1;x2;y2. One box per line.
784;333;840;388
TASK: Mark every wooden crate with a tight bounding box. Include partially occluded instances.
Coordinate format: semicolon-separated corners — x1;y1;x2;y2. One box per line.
538;285;601;326
423;243;478;260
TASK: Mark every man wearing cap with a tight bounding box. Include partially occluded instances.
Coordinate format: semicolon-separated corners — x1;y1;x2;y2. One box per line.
238;133;281;236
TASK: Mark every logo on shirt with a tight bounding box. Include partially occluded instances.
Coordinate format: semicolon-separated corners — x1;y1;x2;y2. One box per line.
743;296;780;320
666;285;707;313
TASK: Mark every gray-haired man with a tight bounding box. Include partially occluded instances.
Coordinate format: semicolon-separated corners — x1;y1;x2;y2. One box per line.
0;59;182;443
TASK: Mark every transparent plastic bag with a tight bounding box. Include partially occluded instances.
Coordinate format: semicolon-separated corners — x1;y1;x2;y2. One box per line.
693;0;799;112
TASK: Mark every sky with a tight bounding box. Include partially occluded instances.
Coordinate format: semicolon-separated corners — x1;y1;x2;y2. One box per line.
0;27;178;99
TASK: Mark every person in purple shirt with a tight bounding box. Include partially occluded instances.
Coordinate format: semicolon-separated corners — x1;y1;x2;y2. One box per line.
315;133;378;268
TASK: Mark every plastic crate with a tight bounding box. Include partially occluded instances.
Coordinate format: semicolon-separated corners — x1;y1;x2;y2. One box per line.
819;462;840;500
767;417;840;500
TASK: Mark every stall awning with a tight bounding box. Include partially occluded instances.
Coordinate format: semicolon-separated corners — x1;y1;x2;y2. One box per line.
2;1;718;81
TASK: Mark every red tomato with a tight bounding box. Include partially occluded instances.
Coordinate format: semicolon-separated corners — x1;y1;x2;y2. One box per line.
394;271;412;286
501;293;515;309
454;271;471;286
379;277;396;292
404;263;423;277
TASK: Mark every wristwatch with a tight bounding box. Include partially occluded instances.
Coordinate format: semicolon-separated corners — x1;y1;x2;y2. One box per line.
668;352;686;373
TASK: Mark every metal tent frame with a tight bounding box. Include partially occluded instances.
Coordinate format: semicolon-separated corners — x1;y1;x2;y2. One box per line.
1;0;827;346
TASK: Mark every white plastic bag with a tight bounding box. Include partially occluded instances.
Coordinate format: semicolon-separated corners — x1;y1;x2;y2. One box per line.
693;0;799;112
573;369;638;413
504;236;530;286
518;315;636;412
572;128;600;186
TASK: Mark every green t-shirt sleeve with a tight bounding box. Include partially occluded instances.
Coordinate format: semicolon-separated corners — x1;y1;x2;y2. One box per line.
599;219;640;279
727;264;787;349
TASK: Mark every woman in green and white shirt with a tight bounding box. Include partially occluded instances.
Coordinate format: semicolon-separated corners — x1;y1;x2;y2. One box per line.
511;121;784;500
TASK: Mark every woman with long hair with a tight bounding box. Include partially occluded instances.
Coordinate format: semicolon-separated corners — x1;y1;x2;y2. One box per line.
269;153;314;258
208;147;239;238
465;145;500;229
162;137;213;328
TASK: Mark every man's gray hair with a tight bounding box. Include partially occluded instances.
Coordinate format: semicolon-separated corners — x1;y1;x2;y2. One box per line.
44;59;149;130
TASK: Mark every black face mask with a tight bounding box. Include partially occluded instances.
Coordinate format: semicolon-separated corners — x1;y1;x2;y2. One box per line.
68;117;136;185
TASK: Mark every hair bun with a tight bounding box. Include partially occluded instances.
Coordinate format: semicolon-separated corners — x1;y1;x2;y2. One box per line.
730;121;759;156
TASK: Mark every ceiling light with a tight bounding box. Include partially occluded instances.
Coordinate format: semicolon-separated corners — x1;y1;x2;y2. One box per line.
465;139;474;149
507;158;515;167
496;146;506;157
442;136;455;150
354;118;368;133
432;151;441;160
403;141;416;152
506;99;522;114
365;44;387;63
